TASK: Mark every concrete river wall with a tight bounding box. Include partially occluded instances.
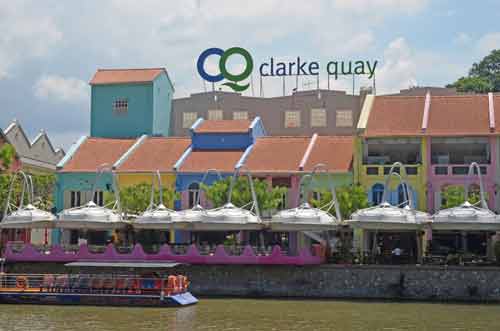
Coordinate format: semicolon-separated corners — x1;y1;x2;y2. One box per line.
6;263;500;302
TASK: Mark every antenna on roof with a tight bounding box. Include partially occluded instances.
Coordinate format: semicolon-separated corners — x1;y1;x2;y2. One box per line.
316;74;319;90
251;74;255;97
259;75;263;97
327;73;330;90
202;77;207;93
295;74;299;92
211;82;215;93
282;76;286;96
372;72;377;96
352;73;355;96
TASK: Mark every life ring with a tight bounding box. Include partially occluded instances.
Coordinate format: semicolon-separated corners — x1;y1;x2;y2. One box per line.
16;276;29;289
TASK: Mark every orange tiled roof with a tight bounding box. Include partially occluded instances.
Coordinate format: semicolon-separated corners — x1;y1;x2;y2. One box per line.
89;68;165;85
303;136;354;172
117;137;190;172
179;150;243;172
426;95;491;136
244;137;311;173
194;120;251;133
493;95;500;133
364;96;425;137
60;138;136;172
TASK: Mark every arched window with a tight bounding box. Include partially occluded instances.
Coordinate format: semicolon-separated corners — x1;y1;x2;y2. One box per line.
372;183;384;205
397;183;409;207
188;182;200;208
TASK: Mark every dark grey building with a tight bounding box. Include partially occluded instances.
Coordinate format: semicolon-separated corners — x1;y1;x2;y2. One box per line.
170;89;366;136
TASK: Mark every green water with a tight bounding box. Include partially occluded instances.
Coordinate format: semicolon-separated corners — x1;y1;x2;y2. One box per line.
0;299;499;331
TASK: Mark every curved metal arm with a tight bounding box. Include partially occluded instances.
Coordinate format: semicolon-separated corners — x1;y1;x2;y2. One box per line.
91;163;121;213
196;168;223;206
229;165;260;217
3;170;32;218
297;174;313;206
148;170;164;209
465;162;488;209
310;163;342;221
381;162;413;208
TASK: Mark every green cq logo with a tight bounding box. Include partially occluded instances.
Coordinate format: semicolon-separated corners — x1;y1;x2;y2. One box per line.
197;47;253;92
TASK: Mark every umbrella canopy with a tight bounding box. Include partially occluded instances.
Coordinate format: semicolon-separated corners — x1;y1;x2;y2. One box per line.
56;165;126;230
1;171;56;229
1;204;56;229
198;202;263;231
432;201;499;231
349;162;430;231
430;162;500;231
269;167;341;232
270;202;339;231
56;201;127;230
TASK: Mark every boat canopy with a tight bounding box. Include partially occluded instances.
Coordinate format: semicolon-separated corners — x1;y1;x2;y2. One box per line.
178;167;263;231
349;162;430;230
56;165;128;230
1;171;56;229
431;162;500;231
133;171;180;230
269;164;341;231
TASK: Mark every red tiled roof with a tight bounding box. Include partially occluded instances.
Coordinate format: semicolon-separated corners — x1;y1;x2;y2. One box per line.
364;96;425;137
60;138;136;172
303;136;354;172
244;137;311;173
117;137;190;172
194;120;251;133
179;150;243;172
89;68;165;85
426;95;491;136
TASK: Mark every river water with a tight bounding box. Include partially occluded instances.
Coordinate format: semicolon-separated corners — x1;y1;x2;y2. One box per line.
0;299;499;331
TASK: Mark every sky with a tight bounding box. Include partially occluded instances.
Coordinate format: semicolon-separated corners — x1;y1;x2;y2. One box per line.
1;0;499;150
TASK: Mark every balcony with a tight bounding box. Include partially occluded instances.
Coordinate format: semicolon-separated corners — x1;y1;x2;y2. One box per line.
431;164;489;176
363;164;420;177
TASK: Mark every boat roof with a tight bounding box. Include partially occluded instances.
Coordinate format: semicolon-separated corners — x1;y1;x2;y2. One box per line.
65;261;183;268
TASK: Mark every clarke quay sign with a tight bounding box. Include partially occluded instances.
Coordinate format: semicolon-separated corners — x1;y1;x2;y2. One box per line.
197;47;378;92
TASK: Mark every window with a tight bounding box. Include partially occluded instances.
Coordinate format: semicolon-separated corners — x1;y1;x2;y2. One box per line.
371;184;384;205
310;108;327;127
336;110;353;127
113;98;128;114
70;191;81;208
183;112;198;128
188;182;200;208
93;191;104;207
284;111;301;128
233;111;248;120
208;109;223;120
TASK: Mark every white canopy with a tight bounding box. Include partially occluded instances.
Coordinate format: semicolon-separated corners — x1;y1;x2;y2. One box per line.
269;202;339;231
56;165;127;230
1;204;55;229
133;203;180;230
349;162;430;231
430;162;500;231
56;201;127;230
1;171;56;229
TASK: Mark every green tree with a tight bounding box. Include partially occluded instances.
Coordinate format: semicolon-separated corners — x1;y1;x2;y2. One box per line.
448;49;500;92
104;182;179;217
0;144;15;171
447;76;493;93
441;185;484;209
202;177;287;213
310;185;369;219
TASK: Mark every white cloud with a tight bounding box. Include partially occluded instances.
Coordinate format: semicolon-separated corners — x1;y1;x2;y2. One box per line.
376;37;417;93
333;0;428;14
476;32;500;56
0;2;62;79
34;75;88;104
454;32;471;45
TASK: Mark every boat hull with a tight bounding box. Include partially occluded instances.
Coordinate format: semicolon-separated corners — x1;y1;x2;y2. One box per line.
0;291;198;307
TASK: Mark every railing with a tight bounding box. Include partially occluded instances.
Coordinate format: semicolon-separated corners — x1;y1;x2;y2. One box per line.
0;273;189;295
363;164;420;177
431;164;489;176
3;242;325;265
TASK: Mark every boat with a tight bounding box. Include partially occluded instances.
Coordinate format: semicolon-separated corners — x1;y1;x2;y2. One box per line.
0;272;198;307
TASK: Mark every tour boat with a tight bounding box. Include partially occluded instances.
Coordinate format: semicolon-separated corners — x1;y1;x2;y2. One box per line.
0;273;198;307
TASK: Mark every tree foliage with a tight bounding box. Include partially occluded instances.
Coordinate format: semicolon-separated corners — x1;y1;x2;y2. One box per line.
441;185;484;209
0;144;15;171
0;173;56;215
104;182;179;217
448;49;500;92
201;177;288;212
310;185;369;220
